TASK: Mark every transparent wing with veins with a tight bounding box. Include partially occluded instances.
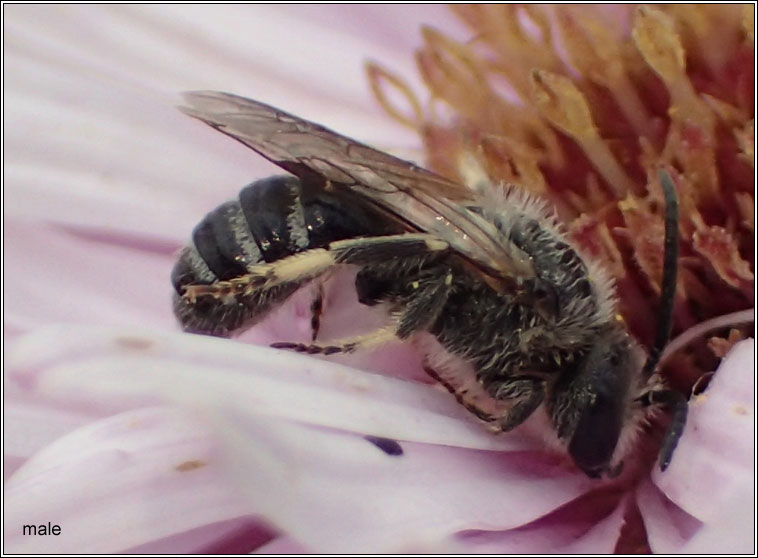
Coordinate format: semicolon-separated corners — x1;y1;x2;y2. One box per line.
179;91;535;282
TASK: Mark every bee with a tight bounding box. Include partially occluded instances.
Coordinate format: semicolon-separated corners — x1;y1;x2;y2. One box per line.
172;91;687;478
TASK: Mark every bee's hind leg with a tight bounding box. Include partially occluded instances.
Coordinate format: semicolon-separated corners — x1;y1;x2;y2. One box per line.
182;233;449;303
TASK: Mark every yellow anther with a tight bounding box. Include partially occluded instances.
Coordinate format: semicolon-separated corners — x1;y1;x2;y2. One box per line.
633;7;686;84
530;70;596;141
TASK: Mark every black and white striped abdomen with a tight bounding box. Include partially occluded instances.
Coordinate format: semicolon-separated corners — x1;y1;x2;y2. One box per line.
171;175;398;336
172;175;304;293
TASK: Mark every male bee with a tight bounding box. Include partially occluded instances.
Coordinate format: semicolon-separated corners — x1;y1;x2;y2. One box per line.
172;91;687;478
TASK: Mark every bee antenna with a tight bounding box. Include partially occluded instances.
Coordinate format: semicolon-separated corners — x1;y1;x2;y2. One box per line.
642;169;680;379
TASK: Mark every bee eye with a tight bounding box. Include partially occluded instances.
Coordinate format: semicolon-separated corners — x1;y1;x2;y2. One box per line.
569;391;623;476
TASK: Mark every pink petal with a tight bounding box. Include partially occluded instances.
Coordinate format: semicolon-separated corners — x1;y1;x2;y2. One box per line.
451;490;628;553
7;325;595;552
3;406;256;553
638;339;755;552
652;339;754;521
4;220;177;339
253;536;312;554
3;398;94;475
125;517;275;554
559;497;628;553
212;412;592;552
677;487;755;553
8;325;546;452
5;6;464;237
635;479;701;553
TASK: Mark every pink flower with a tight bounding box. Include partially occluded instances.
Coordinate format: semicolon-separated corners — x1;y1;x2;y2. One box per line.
4;5;754;553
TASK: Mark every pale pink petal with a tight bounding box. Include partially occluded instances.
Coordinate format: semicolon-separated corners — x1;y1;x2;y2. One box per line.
5;6;464;237
677;487;755;553
3;398;94;476
211;412;592;552
8;325;547;452
4;220;177;338
637;339;755;552
6;325;594;552
253;536;312;554
635;479;701;553
559;497;628;554
3;406;256;553
451;491;628;553
125;517;275;554
652;339;754;521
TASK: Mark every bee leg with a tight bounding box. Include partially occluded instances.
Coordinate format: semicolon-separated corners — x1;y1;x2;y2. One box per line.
273;271;454;355
490;377;546;432
310;283;324;341
422;365;511;423
181;248;333;303
395;272;453;339
638;388;688;470
332;234;449;266
271;325;398;355
421;367;545;431
182;233;448;302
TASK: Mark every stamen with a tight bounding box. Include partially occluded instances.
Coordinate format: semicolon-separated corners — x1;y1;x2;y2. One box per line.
633;6;718;201
530;70;634;197
557;9;655;139
416;27;491;122
632;7;686;86
366;62;424;131
743;5;754;42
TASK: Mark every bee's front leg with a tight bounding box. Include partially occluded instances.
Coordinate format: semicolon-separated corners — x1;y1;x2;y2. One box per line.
488;376;546;432
637;387;688;470
423;363;545;432
182;233;449;303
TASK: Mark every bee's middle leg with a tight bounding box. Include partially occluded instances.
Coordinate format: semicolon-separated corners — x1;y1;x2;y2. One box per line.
309;282;325;341
272;269;454;355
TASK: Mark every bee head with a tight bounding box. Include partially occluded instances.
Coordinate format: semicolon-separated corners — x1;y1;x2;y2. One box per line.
549;327;646;478
554;169;683;478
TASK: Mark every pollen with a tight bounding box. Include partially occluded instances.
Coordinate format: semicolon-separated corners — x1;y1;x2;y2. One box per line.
367;4;753;390
174;459;208;472
115;336;154;351
733;404;749;416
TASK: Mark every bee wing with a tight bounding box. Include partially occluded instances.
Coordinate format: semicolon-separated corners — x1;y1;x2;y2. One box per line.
179;91;535;280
